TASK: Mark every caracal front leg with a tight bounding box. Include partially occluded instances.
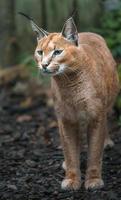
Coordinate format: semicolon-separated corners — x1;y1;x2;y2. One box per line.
85;114;106;190
58;119;81;190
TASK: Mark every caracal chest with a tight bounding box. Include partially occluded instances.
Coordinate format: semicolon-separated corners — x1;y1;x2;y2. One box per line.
54;85;89;123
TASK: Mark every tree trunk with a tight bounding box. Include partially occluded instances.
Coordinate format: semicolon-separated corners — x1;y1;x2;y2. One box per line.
41;0;47;29
72;0;80;28
0;0;19;67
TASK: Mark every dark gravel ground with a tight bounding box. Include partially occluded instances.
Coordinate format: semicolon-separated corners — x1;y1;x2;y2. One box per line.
0;80;121;200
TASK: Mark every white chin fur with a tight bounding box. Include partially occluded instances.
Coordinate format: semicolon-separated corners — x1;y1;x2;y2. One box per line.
53;64;66;75
47;64;66;76
58;64;66;73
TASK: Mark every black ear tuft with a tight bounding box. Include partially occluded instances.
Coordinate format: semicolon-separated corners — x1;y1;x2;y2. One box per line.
61;17;78;46
18;12;33;20
18;12;49;40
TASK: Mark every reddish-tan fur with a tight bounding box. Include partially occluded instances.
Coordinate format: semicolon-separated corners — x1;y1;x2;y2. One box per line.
35;29;119;190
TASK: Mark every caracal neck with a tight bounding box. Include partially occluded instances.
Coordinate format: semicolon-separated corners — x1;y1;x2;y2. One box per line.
51;70;84;89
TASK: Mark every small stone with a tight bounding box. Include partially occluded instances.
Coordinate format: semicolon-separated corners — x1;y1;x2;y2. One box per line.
25;159;37;167
7;184;17;190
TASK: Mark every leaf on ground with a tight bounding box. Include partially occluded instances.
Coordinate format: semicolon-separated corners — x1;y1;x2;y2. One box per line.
20;97;33;108
48;120;57;128
16;114;32;123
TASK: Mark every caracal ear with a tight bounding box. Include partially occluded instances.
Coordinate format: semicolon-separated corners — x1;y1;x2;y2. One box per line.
61;17;78;46
19;12;49;41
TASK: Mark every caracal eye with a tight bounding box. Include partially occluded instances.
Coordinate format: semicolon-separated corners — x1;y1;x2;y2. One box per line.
53;49;63;56
37;50;43;56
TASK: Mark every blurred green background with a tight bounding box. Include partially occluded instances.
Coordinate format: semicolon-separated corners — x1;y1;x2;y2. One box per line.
0;0;121;119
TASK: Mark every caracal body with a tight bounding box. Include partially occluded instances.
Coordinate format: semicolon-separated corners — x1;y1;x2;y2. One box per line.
31;17;119;190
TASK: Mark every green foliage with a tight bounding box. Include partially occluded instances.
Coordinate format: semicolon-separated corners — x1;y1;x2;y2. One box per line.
95;8;121;58
18;53;37;76
115;64;121;122
118;64;121;83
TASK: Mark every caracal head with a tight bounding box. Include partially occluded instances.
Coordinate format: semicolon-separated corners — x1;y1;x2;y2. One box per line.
20;13;79;76
33;17;80;76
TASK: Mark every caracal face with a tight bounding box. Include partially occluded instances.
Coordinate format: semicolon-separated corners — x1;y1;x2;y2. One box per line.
34;33;79;76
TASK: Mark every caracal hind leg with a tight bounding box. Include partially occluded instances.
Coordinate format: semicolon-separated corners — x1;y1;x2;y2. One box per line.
104;116;114;149
85;114;106;190
59;119;81;190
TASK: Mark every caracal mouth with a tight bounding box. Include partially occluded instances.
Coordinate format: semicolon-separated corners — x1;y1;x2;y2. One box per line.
41;67;65;76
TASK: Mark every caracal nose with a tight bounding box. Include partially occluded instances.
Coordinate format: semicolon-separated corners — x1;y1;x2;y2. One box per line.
42;63;48;69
